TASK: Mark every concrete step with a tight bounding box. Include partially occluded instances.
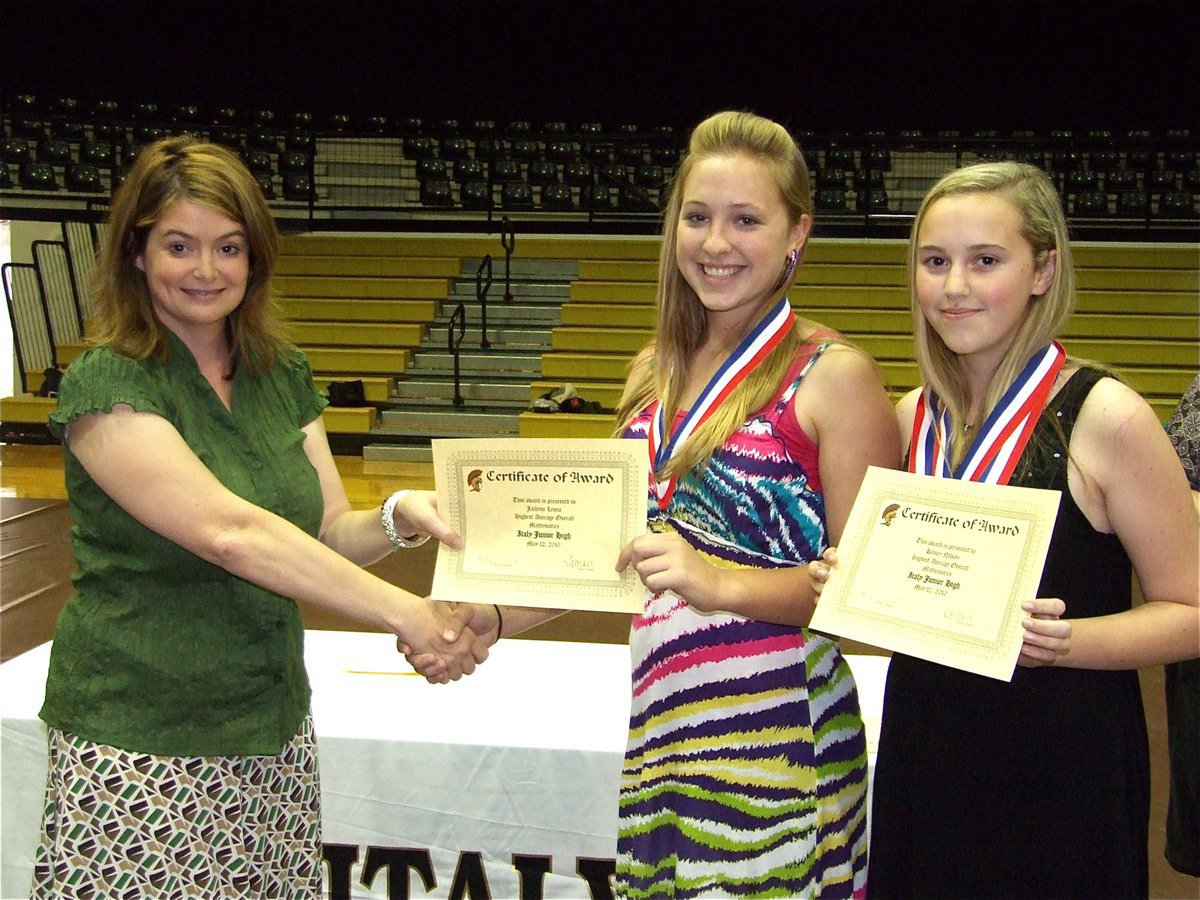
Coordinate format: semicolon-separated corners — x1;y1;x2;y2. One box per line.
437;300;563;326
410;350;543;375
375;408;522;438
460;257;580;280
391;377;532;405
426;325;552;348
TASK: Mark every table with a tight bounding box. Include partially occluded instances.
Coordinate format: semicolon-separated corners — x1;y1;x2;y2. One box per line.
1;632;888;899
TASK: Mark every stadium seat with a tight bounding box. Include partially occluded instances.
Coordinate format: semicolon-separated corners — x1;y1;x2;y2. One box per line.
19;161;58;190
209;127;242;152
1157;192;1196;218
826;148;855;170
1165;150;1196;171
0;164;11;190
285;132;315;154
618;184;656;212
600;163;631;185
244;150;273;174
1149;170;1178;191
433;119;460;136
541;183;574;210
1105;170;1138;191
247;126;278;150
460;180;491;210
501;181;534;209
1066;170;1098;191
542;121;569;136
581;183;617;211
282;174;313;202
545;141;576;163
255;173;276;200
1072;191;1109;217
474;139;506;161
415;158;447;182
2;138;33;163
403;136;436;159
1125;150;1152;171
527;161;559;185
816;188;847;212
1116;190;1148;217
510;140;539;161
506;121;532;137
12;118;44;141
325;113;352;133
439;137;470;160
856;189;890;212
564;162;594;187
802;147;820;170
52;117;85;141
490;158;522;182
79;140;113;167
637;164;666;187
290;111;315;131
65;163;104;193
468;120;497;138
579;122;604;138
651;145;679;167
1090;151;1120;172
420;179;454;206
583;142;612;165
618;143;648;166
453;158;485;182
817;168;847;189
279;150;310;174
854;168;885;190
361;115;388;135
865;148;892;171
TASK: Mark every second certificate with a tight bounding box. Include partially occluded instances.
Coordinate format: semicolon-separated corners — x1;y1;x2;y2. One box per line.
431;438;649;613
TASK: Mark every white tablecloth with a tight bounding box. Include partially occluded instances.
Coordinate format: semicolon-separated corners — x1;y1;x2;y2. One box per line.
1;631;888;899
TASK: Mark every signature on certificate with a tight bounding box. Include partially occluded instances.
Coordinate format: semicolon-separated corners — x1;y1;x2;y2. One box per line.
564;555;595;572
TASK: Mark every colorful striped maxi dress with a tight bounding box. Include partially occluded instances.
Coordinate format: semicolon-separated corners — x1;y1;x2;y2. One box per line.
616;345;869;899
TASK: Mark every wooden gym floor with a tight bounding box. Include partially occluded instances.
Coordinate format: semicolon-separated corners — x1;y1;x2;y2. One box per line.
1;443;1196;898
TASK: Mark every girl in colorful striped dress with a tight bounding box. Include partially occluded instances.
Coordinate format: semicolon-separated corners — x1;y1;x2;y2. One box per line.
608;110;899;898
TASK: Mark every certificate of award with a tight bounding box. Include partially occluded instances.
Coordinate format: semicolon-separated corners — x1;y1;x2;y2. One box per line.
430;438;649;613
808;466;1061;681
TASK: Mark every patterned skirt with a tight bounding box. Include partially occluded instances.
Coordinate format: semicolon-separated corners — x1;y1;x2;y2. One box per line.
31;715;323;899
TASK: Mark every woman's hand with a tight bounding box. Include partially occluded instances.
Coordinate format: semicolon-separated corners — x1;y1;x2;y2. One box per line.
1017;598;1071;668
616;531;722;613
392;490;463;550
400;601;499;683
806;547;839;600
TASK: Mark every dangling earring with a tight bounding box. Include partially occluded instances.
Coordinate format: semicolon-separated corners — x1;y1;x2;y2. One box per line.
774;248;799;291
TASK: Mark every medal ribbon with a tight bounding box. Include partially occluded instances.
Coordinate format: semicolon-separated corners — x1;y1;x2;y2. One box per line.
647;297;795;512
908;341;1066;484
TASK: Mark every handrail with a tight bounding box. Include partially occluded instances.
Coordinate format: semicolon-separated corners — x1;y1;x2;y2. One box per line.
476;253;493;350
448;295;467;407
500;217;515;303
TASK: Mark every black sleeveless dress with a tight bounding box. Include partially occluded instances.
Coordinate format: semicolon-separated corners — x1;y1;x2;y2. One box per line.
869;368;1150;899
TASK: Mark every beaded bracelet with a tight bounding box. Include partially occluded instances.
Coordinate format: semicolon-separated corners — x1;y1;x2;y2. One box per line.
381;490;431;549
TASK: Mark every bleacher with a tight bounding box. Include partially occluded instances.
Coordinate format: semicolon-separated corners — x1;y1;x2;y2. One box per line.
2;95;1197;449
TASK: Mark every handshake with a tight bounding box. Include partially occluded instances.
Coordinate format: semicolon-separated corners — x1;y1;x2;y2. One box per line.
396;601;503;684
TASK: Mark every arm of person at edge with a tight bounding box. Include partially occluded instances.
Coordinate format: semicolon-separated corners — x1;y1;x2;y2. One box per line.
616;344;900;628
810;380;1200;669
67;405;487;682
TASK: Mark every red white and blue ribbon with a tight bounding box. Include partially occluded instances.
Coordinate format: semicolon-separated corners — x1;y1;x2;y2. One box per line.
909;341;1066;485
647;297;795;512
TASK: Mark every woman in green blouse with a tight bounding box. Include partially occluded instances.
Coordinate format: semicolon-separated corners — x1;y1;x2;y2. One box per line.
31;136;487;898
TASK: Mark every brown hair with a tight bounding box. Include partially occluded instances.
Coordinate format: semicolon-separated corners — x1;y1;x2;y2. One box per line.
92;135;286;376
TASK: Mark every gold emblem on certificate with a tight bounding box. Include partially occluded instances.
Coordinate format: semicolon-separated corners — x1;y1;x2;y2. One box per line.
809;466;1061;681
431;438;649;613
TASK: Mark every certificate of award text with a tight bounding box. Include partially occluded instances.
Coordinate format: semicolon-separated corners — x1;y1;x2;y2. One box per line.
808;466;1061;681
431;438;649;613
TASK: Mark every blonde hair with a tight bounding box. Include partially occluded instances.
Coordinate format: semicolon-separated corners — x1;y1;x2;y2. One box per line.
615;110;820;478
93;135;286;376
909;161;1076;459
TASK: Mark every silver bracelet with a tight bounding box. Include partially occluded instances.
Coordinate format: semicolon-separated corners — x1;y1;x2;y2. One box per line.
381;490;431;549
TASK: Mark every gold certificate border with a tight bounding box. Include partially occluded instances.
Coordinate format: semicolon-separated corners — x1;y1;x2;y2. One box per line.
432;438;648;611
810;466;1061;680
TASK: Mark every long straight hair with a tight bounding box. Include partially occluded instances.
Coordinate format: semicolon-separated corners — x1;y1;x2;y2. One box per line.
614;110;818;478
909;161;1077;463
93;135;286;376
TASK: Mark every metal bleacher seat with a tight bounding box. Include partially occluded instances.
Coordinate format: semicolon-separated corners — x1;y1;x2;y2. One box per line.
541;183;574;211
460;180;491;210
527;161;559;186
1116;190;1148;218
501;181;534;209
65;163;105;193
419;178;454;207
19;162;58;191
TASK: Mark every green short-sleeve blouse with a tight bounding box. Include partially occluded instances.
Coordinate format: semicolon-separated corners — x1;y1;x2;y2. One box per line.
42;333;329;756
